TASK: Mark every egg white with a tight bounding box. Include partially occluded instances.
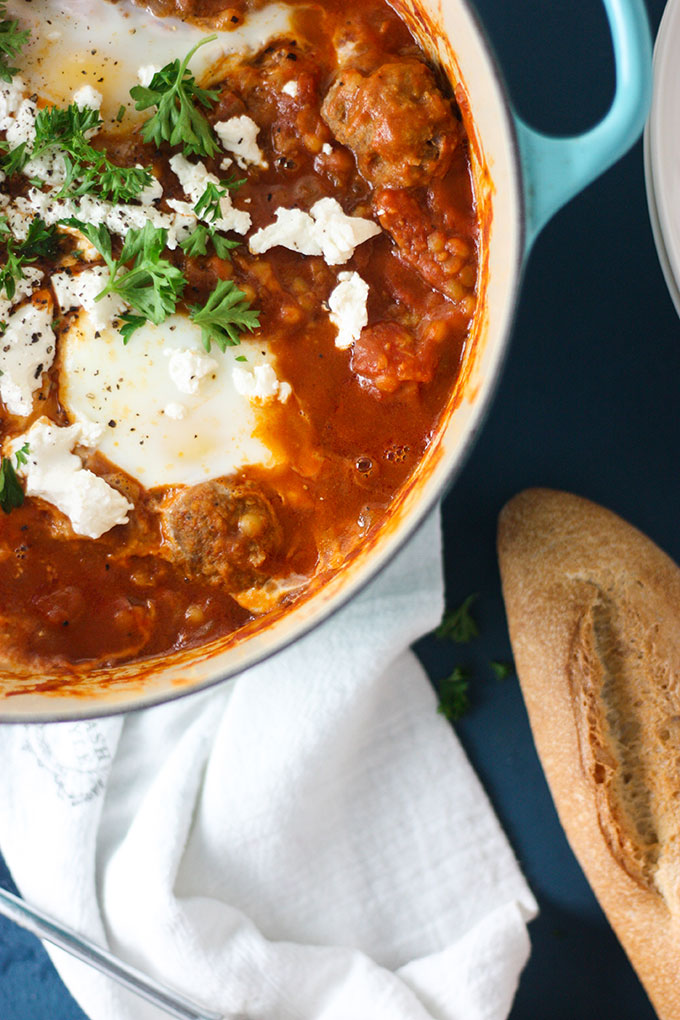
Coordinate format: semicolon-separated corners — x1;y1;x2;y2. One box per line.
60;313;280;488
5;1;297;492
6;0;293;124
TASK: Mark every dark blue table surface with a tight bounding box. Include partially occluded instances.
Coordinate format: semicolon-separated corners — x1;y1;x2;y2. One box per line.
0;1;674;1017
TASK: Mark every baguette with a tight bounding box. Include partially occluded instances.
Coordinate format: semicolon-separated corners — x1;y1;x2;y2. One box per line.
497;488;680;1020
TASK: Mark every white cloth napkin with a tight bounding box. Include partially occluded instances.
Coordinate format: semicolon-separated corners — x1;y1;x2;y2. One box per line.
0;511;537;1020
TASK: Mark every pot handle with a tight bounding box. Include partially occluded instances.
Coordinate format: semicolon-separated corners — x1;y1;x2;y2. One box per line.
515;0;652;253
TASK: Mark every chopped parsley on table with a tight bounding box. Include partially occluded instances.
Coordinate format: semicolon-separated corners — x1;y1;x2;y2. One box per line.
437;666;471;723
436;593;479;644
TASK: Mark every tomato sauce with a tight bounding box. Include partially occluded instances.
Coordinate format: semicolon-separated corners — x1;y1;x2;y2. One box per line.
0;0;479;672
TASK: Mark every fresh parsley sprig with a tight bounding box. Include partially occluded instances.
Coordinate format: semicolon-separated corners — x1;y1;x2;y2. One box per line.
180;179;244;260
180;224;239;260
62;218;185;343
1;102;153;203
0;2;29;84
189;279;260;352
129;36;220;157
0;442;28;514
194;178;244;221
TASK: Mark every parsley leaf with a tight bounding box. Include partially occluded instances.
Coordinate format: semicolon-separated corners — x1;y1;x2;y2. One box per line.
189;279;259;352
490;660;513;681
61;219;113;267
104;222;185;326
436;594;479;643
179;224;211;257
0;216;59;300
0;3;29;84
194;178;244;221
0;247;25;300
14;441;29;467
129;36;220;157
0;447;26;513
437;667;470;723
18;216;60;260
118;312;147;346
179;223;239;260
63;218;184;337
0;139;27;176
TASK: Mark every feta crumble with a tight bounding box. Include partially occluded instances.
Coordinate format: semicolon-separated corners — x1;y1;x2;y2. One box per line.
249;198;381;266
328;271;369;349
0;78;26;133
281;80;298;98
72;86;103;111
321;143;333;155
165;348;218;396
9;418;133;539
163;402;186;420
168;153;252;235
0;265;44;323
232;361;292;404
214;116;267;169
52;267;127;332
0;301;56;417
14;188;194;249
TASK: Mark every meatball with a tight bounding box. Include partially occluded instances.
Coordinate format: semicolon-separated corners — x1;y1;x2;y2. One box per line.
160;480;282;589
321;60;459;188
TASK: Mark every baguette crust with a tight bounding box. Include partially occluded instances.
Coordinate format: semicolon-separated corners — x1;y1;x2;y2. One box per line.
498;488;680;1020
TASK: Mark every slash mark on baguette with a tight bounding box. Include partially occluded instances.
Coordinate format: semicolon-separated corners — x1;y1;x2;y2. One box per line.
569;581;680;909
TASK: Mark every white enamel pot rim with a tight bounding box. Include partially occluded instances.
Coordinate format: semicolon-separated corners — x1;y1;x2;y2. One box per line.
2;0;652;721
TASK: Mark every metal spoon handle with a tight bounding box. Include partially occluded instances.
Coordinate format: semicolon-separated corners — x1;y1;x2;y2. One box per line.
0;886;224;1020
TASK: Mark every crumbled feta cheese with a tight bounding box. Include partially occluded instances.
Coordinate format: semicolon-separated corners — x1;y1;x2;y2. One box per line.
0;300;55;416
328;271;369;349
232;361;292;404
281;80;298;98
0;265;43;323
321;142;333;155
312;198;382;264
137;65;159;88
249;197;381;266
139;172;163;206
52;267;126;331
219;157;233;172
5;96;36;149
15;189;193;249
0;77;26;130
168;153;251;235
249;207;321;258
214;116;267;169
10;418;132;539
72;86;103;111
163;402;186;420
165;348;218;395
